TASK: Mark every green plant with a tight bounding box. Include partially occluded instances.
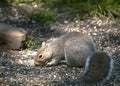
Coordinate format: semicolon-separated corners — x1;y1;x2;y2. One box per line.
41;0;120;18
11;0;120;20
23;38;39;49
27;10;59;27
87;0;120;18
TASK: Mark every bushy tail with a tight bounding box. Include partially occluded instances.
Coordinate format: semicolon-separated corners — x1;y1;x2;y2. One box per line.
81;52;113;84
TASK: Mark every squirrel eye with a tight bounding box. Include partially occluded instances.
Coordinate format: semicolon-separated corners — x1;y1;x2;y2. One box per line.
38;54;42;58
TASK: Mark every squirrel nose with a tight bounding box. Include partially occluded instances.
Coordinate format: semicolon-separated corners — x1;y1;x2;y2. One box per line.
34;61;40;66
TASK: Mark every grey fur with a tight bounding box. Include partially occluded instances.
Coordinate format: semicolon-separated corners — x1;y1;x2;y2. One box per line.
35;32;96;67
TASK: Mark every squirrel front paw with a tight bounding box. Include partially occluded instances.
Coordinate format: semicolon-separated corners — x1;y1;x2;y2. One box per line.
46;59;57;66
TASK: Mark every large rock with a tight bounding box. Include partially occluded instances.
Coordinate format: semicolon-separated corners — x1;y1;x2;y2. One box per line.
0;23;26;50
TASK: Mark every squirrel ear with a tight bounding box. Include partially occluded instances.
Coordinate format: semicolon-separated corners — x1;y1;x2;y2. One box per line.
41;42;48;48
41;42;46;47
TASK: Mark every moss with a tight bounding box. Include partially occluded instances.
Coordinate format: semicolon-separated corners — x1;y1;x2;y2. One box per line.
23;38;39;49
27;10;59;27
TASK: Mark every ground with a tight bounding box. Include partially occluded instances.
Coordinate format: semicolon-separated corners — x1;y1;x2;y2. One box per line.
0;5;120;86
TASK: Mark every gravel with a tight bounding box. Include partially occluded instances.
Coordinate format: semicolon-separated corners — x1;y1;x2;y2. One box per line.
0;6;120;86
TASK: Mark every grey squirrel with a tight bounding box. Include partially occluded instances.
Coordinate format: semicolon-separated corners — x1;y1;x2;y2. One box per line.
34;32;113;84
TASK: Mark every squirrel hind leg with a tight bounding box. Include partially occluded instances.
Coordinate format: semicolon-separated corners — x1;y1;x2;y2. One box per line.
64;44;84;67
82;52;113;84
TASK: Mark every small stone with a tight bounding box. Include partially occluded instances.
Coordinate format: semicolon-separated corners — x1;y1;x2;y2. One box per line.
75;20;79;23
0;23;26;49
97;20;102;26
94;26;97;29
92;32;97;36
15;59;23;65
64;21;68;24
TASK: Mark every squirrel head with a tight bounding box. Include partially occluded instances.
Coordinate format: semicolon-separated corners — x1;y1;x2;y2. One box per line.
34;42;53;66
